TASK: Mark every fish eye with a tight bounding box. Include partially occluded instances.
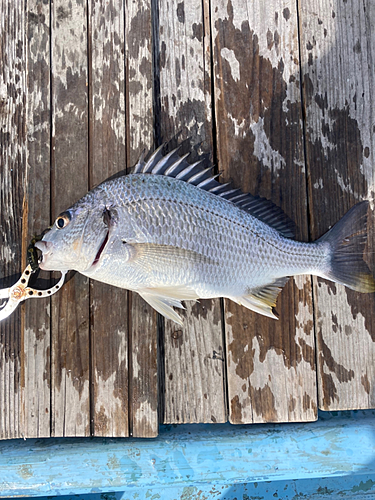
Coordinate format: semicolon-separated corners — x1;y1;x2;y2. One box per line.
55;211;71;229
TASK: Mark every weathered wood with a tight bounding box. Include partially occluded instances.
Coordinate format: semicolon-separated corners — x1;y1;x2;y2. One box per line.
2;0;375;438
126;0;159;437
50;0;90;436
299;0;375;410
158;0;227;424
88;0;129;438
0;0;27;439
23;0;52;438
211;0;317;423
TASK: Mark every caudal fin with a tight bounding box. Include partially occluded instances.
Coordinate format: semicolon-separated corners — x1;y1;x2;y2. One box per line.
317;201;375;293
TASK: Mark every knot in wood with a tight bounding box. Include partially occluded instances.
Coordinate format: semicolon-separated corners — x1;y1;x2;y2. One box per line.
171;330;183;340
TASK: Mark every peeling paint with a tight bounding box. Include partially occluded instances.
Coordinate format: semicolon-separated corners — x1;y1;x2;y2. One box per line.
250;117;286;173
220;47;240;82
316;282;375;410
164;300;225;424
134;400;158;436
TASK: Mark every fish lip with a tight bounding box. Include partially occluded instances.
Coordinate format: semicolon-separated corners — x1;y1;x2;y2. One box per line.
34;241;53;254
33;241;54;270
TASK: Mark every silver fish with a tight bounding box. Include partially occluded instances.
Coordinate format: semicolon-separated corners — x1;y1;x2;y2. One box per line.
35;145;375;325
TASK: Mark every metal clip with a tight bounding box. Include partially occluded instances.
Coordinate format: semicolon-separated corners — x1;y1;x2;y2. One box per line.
0;265;66;321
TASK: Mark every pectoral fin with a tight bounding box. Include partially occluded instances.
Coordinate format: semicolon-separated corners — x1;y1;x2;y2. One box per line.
232;277;289;319
130;243;217;270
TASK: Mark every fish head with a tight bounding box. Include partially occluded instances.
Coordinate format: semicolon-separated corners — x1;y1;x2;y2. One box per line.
35;196;113;273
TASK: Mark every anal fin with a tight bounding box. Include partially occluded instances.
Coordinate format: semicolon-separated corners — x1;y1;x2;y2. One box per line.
231;277;289;319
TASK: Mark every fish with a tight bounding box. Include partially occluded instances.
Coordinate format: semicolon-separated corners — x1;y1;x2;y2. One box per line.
34;144;375;325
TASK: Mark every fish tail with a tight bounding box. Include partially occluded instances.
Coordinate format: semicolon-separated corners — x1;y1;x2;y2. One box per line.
317;200;375;293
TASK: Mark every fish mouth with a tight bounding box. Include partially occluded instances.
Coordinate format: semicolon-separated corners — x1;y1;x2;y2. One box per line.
34;241;54;270
91;229;109;268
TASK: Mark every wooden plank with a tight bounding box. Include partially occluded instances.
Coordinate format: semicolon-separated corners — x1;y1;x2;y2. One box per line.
50;0;90;436
88;0;129;438
126;0;159;438
23;0;52;438
0;0;27;439
211;0;317;423
158;0;227;424
299;0;375;409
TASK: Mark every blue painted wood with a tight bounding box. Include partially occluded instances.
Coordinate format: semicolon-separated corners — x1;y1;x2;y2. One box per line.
1;411;375;499
4;476;375;500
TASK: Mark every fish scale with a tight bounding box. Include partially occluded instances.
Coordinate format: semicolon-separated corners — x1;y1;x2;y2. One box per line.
87;175;325;294
34;146;375;324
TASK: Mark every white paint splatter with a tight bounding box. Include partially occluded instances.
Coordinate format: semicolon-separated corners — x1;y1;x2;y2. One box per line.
250;335;316;422
134;400;158;435
316;282;375;409
220;48;240;82
250;117;286;172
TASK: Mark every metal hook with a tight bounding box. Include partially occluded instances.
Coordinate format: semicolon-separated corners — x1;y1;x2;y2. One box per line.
0;264;66;321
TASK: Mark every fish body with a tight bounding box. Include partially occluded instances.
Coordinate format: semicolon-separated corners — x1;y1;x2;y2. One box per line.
35;146;375;324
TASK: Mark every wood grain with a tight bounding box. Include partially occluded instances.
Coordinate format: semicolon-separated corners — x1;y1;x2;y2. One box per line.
126;0;159;437
50;0;90;436
23;0;52;438
2;0;375;438
157;0;227;424
88;0;129;438
211;0;317;423
0;0;27;439
299;0;375;410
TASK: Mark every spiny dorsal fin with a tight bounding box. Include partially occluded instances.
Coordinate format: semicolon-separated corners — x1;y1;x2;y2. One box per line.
132;144;295;238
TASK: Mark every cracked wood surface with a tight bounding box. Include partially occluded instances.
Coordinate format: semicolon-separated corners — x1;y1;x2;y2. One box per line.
50;0;91;437
157;0;227;424
89;0;129;437
0;0;27;440
212;0;316;423
299;0;375;410
23;0;52;438
126;0;159;438
0;0;374;438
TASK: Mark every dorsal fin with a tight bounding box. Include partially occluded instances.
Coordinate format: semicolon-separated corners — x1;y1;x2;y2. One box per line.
132;144;295;238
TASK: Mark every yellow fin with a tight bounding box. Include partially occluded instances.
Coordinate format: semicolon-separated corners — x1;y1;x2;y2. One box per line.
232;295;278;319
317;201;375;293
232;277;289;319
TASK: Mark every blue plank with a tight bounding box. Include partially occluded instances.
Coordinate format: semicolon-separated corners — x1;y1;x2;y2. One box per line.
4;476;375;500
1;411;375;498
